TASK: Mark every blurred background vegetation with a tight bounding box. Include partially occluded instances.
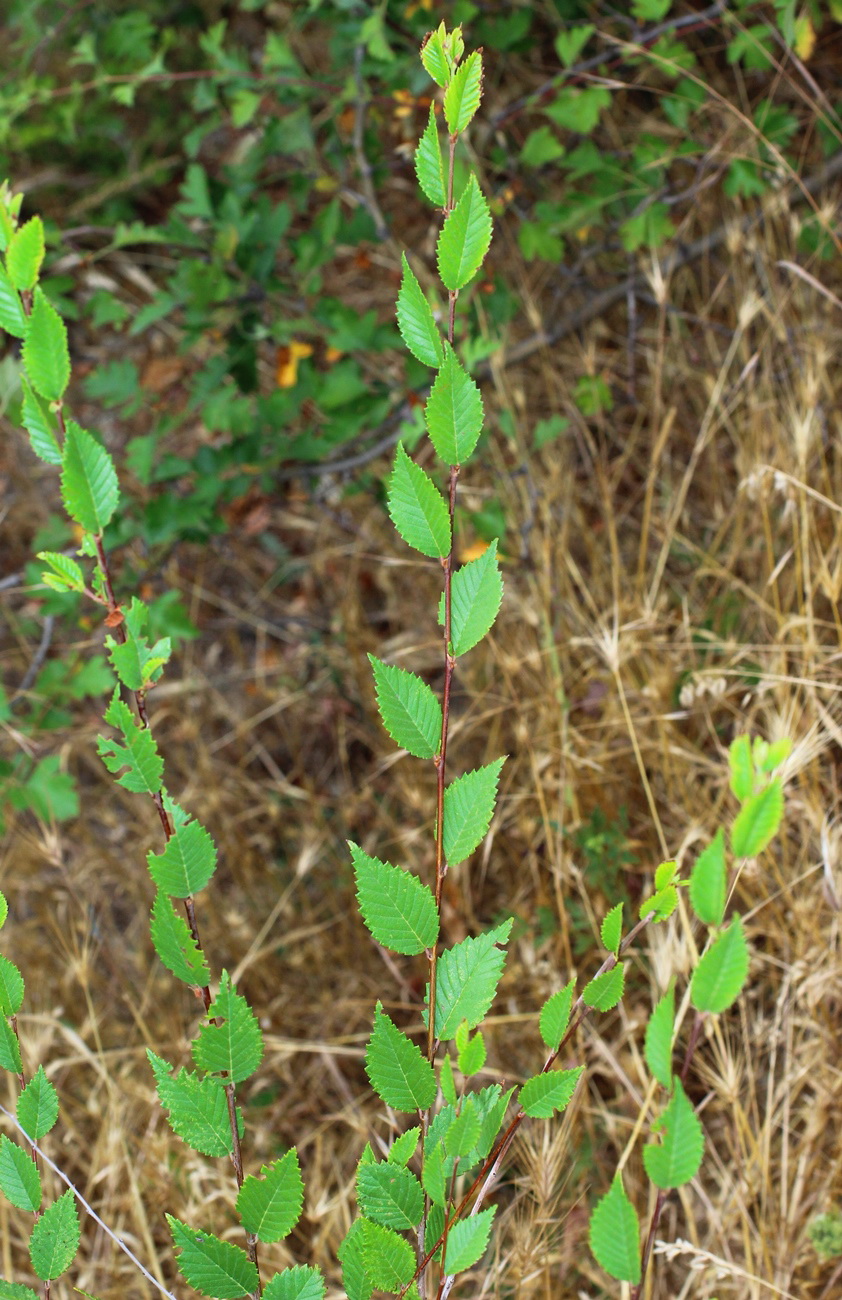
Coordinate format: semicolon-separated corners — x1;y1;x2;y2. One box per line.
1;1;842;1296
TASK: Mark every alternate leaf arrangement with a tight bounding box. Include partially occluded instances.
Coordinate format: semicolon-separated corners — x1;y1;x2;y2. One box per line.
0;23;790;1300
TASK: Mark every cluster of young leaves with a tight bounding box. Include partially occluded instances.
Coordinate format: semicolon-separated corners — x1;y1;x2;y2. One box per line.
587;732;790;1289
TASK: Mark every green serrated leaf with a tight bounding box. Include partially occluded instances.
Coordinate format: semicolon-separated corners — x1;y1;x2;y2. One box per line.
17;1066;59;1140
365;1003;436;1112
0;1280;39;1300
6;217;44;290
589;1174;641;1284
192;972;264;1084
21;378;61;464
425;344;484;467
358;1217;415;1291
0;263;27;338
444;541;503;656
0;1019;23;1074
690;916;749;1014
22;288;70;403
97;689;164;794
731;780;783;858
519;1065;583;1119
420;27;449;87
387;444;450;559
0;1135;41;1211
539;978;575;1050
444;50;483;134
600;902;623;955
645;985;674;1089
415;104;446;207
29;1189;79;1281
582;963;624;1012
434;918;513;1040
444;1097;480;1156
37;551;85;594
443;757;505;866
690;828;726;926
654;860;678;890
0;956;24;1016
639;883;678;922
107;597;171;690
458;1029;486;1076
167;1214;259;1299
337;1219;375;1300
0;892;7;929
147;1051;236;1157
437;176;492;292
357;1162;424;1230
60;421;119;534
262;1266;326;1300
368;654;442;759
642;1079;704;1190
147;817;217;899
236;1150;304;1243
150;890;210;987
351;843;439;955
440;1052;458;1106
443;1205;496;1275
396;257;444;368
387;1126;420;1167
728;734;753;800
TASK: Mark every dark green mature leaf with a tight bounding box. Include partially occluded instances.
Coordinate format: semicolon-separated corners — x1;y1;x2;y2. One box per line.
147;1051;235;1157
731;781;783;858
396;256;444;368
0;956;24;1015
17;1066;59;1140
368;655;442;758
582;963;624;1012
387;444;450;559
97;690;164;794
29;1190;79;1281
365;1003;436;1112
6;217;45;290
337;1219;375;1300
147;817;217;898
0;1135;41;1211
357;1162;424;1230
415;104;446;207
690;827;727;926
0;1281;39;1299
690;916;749;1014
0;263;27;337
434;918;513;1040
443;757;506;866
642;1080;704;1190
519;1066;583;1119
358;1217;415;1291
539;979;576;1051
0;1020;22;1074
444;50;483;134
351;843;439;955
443;1206;496;1276
21;378;61;464
150;890;210;986
425;344;484;466
446;541;503;656
444;1096;480;1157
22;289;70;402
589;1175;641;1284
645;985;674;1089
437;176;492;292
167;1215;258;1299
60;421;119;534
236;1151;304;1243
192;971;264;1083
263;1267;326;1300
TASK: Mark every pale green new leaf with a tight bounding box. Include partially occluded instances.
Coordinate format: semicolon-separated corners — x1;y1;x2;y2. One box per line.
351;843;439;955
192;971;264;1084
458;1028;486;1076
29;1190;79;1281
639;883;678;922
167;1215;259;1299
0;1020;22;1074
642;1079;704;1190
444;50;483;134
365;1003;436;1112
729;734;753;800
150;889;211;986
0;1135;41;1211
147;817;217;899
424;344;484;466
444;1096;480;1157
443;1206;496;1276
97;690;164;794
263;1266;326;1300
387;444;450;559
601;902;623;955
415;105;446;207
434;918;513;1040
368;654;442;758
731;780;783;858
17;1066;59;1140
690;916;749;1014
21;379;61;464
589;1175;641;1284
357;1162;424;1230
0;263;27;337
690;827;726;926
539;979;576;1050
519;1065;583;1119
37;551;85;594
0;1281;39;1299
0;892;6;929
396;257;444;368
437;175;492;292
147;1051;235;1157
22;288;70;402
387;1126;419;1167
420;27;448;87
645;985;674;1089
654;860;678;890
60;421;119;534
445;541;503;657
440;1052;458;1106
358;1217;415;1291
443;756;506;866
0;955;24;1015
6;217;44;290
582;963;624;1012
236;1150;304;1243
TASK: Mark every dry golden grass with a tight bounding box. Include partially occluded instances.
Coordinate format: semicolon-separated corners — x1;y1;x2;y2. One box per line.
2;21;842;1300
